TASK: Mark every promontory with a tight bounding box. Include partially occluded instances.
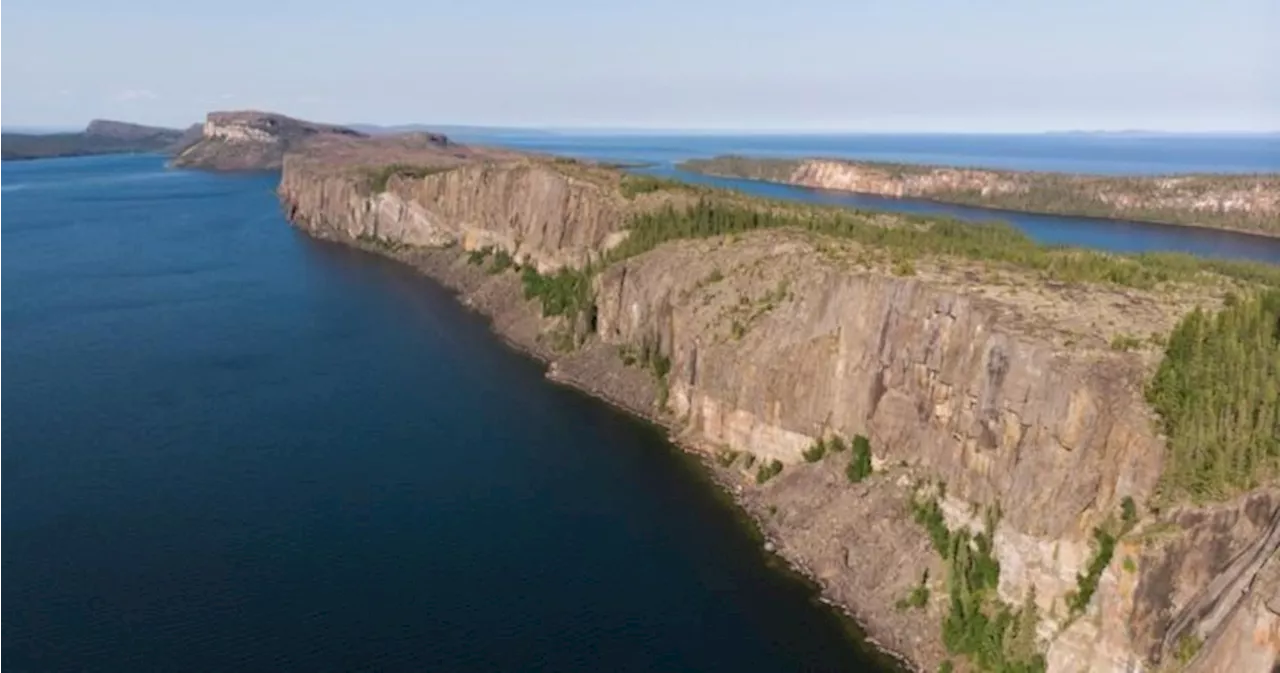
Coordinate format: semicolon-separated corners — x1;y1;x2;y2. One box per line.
681;155;1280;238
185;111;1280;673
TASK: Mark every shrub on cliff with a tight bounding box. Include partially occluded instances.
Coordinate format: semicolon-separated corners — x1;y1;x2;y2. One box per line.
1147;289;1280;502
488;249;514;274
755;459;783;484
801;438;827;463
362;164;452;194
521;266;593;319
846;435;874;482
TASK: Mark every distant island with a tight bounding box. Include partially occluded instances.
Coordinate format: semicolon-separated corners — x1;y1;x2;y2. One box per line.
1;120;201;161
680;155;1280;238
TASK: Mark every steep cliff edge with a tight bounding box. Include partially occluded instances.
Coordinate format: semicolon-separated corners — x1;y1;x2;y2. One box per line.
172;110;368;170
680;156;1280;238
278;147;1279;673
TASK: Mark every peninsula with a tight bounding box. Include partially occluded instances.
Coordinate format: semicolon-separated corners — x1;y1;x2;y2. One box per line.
1;119;199;161
680;155;1280;238
183;111;1280;673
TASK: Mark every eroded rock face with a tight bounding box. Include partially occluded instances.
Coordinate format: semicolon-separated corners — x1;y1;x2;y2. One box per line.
682;156;1280;237
172;111;365;170
281;160;630;271
278;153;1278;673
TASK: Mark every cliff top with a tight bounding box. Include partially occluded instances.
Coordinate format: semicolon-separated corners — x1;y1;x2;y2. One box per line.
681;155;1280;237
84;119;184;140
204;110;365;137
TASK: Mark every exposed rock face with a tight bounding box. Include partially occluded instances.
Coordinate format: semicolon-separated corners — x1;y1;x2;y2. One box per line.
278;150;1278;673
681;156;1280;237
282;160;630;271
171;111;366;170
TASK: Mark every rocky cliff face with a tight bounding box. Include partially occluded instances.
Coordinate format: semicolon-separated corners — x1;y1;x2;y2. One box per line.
172;111;366;170
279;153;1279;673
282;159;632;271
681;156;1280;237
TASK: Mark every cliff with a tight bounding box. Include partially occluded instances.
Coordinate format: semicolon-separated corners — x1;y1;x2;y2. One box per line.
680;156;1280;238
277;141;1280;673
171;110;368;170
2;119;187;161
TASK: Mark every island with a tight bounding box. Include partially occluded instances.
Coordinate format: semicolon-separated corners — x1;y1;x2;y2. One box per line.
679;155;1280;238
1;119;200;161
179;110;1280;673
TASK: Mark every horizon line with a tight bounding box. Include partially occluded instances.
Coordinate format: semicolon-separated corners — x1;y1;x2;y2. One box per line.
4;120;1279;137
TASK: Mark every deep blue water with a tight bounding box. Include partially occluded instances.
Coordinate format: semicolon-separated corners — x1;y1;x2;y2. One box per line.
3;155;892;672
451;132;1280;175
457;132;1280;265
4;135;1278;672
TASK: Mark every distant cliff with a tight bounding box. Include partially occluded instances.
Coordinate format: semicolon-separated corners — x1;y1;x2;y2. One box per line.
1;119;190;161
170;111;367;171
277;135;1280;673
681;156;1280;238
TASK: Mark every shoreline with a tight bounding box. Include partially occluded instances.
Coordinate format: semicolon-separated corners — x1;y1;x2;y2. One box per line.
680;168;1280;243
317;233;926;673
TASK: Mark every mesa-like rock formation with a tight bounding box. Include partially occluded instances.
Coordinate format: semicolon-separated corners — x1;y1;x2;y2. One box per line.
681;156;1280;238
171;110;368;170
271;126;1279;673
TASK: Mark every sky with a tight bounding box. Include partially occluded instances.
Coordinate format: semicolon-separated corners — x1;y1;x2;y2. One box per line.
3;0;1277;132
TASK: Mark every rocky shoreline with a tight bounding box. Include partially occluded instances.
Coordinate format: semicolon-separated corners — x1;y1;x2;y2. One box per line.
314;233;939;671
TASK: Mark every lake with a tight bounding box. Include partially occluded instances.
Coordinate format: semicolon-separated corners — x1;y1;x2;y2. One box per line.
2;154;894;672
3;135;1276;672
452;131;1280;265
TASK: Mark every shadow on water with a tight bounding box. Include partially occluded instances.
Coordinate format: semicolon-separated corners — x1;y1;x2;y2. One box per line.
297;234;911;672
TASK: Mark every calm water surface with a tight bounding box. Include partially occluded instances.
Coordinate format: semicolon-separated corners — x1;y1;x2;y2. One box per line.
5;135;1277;671
459;132;1280;265
3;155;894;672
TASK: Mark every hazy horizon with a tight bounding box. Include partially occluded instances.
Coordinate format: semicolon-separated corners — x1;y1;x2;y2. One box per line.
4;0;1277;134
5;120;1279;137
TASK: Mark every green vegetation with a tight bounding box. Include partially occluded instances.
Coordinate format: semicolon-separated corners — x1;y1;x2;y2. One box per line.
488;249;514;274
846;434;874;483
681;156;1280;237
910;493;1047;673
802;438;828;463
521;266;594;319
938;661;955;673
1173;634;1202;666
607;200;1280;291
1110;334;1144;351
715;447;740;468
1146;290;1280;502
756;459;783;484
1065;526;1118;619
363;163;453;193
355;232;412;253
827;436;848;453
619;174;701;199
1122;557;1137;574
1120;496;1138;528
912;490;952;557
467;247;491;265
741;453;757;470
897;569;931;610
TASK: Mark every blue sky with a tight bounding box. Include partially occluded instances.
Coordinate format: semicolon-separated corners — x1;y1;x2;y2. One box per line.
3;0;1277;132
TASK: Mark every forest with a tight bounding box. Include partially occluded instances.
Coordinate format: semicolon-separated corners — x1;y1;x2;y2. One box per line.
680;156;1280;237
608;198;1280;290
1147;290;1280;501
